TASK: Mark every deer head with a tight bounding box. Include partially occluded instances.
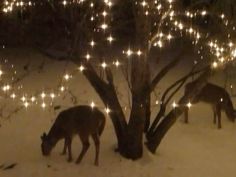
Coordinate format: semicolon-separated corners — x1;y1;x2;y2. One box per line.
41;132;53;156
234;110;236;120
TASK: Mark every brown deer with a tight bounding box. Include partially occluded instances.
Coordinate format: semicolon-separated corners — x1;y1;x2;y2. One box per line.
184;82;236;129
41;105;106;166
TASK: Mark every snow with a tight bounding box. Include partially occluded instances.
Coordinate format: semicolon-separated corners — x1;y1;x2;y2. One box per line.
0;49;236;177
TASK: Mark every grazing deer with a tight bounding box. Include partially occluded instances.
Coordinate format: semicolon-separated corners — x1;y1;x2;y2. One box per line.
184;82;236;129
41;105;106;166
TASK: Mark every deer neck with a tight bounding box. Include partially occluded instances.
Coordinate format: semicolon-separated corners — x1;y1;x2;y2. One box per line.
48;126;64;147
224;104;236;121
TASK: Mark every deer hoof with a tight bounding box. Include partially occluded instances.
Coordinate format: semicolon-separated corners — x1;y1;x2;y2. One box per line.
75;160;80;165
67;158;73;163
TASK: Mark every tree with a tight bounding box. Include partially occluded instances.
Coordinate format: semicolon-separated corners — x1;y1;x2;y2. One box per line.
1;0;236;160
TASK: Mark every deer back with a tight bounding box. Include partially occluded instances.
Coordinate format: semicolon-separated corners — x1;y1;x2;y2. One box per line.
185;82;228;104
48;106;105;139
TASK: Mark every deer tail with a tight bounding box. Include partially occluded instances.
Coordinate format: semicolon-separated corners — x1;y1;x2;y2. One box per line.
99;116;106;136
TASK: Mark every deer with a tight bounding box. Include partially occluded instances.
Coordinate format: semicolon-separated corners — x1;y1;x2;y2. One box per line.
184;82;236;129
40;105;106;166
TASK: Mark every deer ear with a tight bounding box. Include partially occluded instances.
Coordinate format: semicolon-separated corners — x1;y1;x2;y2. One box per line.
41;132;47;140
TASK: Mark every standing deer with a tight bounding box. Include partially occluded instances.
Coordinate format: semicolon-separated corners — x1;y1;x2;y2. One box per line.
184;82;236;129
41;105;106;166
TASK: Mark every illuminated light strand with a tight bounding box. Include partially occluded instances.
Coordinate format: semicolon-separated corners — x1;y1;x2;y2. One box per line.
1;0;236;113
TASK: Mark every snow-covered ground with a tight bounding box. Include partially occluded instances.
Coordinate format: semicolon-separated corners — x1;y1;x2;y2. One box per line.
0;48;236;177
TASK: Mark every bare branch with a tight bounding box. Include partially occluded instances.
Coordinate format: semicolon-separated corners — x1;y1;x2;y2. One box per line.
150;49;186;92
147;66;208;135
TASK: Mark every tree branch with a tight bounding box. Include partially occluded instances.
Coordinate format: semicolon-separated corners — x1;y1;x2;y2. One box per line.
150;49;186;92
146;67;212;153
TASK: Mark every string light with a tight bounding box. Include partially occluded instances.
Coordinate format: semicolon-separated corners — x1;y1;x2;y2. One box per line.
107;35;114;43
90;101;95;108
24;102;29;108
101;62;108;69
41;92;46;99
21;96;26;102
60;86;65;92
187;102;192;108
105;107;111;114
101;23;108;30
41;102;46;109
90;40;95;47
137;50;142;56
172;101;178;108
126;49;133;57
113;60;120;67
10;93;16;99
78;65;85;72
1;0;236;114
31;96;36;102
50;93;55;99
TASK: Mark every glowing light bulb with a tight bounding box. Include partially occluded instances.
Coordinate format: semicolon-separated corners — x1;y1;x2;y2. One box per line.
31;96;36;102
21;96;26;102
201;10;207;16
60;86;65;92
187;102;192;108
137;50;142;56
64;74;70;80
24;102;29;108
107;35;114;43
102;11;108;17
41;92;46;99
178;23;183;30
212;61;218;68
126;49;133;56
90;40;95;47
50;93;55;99
90;101;95;108
101;23;108;30
167;34;172;40
10;93;16;99
101;62;107;69
79;65;85;72
228;42;233;47
172;101;178;108
232;49;236;58
105;107;111;114
141;1;147;7
85;54;91;60
157;40;163;48
62;0;67;5
41;102;46;108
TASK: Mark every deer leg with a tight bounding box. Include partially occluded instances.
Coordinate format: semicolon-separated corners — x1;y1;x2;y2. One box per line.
184;107;189;123
213;106;217;124
92;133;100;166
67;137;73;162
216;105;222;129
61;138;67;155
75;134;90;164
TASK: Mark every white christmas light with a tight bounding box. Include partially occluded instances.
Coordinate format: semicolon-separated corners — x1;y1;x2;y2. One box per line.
78;65;85;72
172;101;178;108
101;62;108;69
90;101;95;108
187;102;192;108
